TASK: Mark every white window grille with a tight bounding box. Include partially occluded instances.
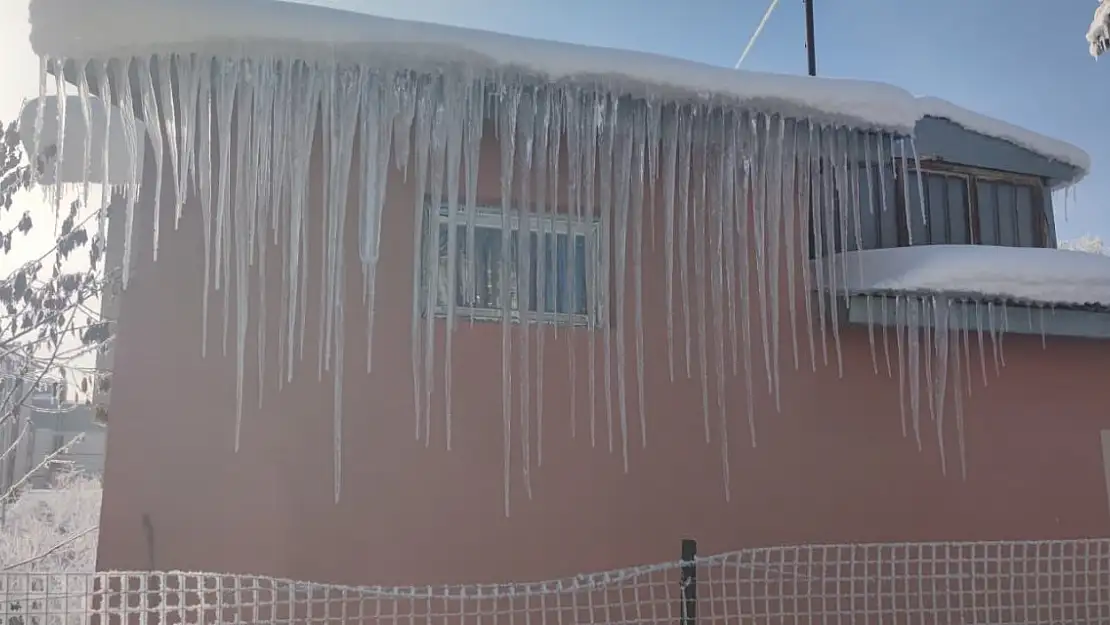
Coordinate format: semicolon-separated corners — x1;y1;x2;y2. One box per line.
425;205;603;327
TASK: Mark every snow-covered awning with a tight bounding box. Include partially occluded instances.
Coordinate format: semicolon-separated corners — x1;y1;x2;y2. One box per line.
1088;0;1110;57
27;0;1089;178
821;245;1110;309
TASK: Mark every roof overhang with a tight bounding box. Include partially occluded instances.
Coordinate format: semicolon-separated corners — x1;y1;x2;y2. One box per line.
25;0;1090;186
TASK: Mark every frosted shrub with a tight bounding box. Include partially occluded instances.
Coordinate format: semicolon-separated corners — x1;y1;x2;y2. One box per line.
0;471;101;625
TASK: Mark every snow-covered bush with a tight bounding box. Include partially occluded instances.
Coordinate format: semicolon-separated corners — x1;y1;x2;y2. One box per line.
1060;235;1106;255
0;471;101;625
0;471;101;573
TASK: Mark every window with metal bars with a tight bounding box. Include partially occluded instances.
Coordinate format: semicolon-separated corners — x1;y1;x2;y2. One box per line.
422;205;603;326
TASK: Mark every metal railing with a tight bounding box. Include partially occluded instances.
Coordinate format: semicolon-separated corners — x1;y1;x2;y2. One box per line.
2;538;1108;624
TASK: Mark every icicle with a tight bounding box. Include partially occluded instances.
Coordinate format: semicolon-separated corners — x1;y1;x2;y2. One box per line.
631;104;648;450
600;93;617;454
645;100;661;249
230;58;259;452
661;105;679;381
154;54;183;232
961;302;973;397
546;87;563;450
898;139;913;245
213;58;240;357
987;302;1001;376
115;58;142;290
137;57;166;262
513;89;534;492
583;91;599;448
52;58;66;219
362;73;398;372
998;302;1008;369
882;295;892;377
820;127;842;376
196;59;215;357
799;122;818;373
410;75;435;440
894;296;907;437
722;119;740;377
533;88;550;465
933;297;950;475
866;295;878;374
1039;305;1047;349
923;297;935;423
751;114;774;395
497;81;521;517
320;65;360;495
736;135;757;447
285;60;321;382
907;297;923;450
175;54;202;228
910;137;927;226
781;119;799;372
694;108;711;442
424;75;450;448
677;106;694;380
33;56;47;171
974;300;988;387
562;89;582;439
612;101;633;472
75;62;93;212
707;111;731;500
810;125;830;369
93;61;112;246
766;116;786;410
443;76;466;451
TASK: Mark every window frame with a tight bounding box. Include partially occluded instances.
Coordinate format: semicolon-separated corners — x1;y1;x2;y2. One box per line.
895;160;1048;249
424;204;605;328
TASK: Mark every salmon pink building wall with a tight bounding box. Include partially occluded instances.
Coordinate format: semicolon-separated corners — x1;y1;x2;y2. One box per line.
97;121;1110;588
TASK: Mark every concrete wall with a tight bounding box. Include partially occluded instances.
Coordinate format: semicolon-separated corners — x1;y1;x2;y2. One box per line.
95;117;1110;588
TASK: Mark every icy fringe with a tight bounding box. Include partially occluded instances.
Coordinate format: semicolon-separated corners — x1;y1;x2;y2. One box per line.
37;54;1001;511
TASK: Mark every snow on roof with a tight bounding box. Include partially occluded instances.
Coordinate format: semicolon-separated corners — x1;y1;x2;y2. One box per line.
1088;0;1110;57
917;97;1090;181
27;0;1088;180
825;245;1110;309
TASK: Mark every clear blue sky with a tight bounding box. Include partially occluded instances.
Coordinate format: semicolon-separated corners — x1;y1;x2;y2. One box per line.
322;0;1108;242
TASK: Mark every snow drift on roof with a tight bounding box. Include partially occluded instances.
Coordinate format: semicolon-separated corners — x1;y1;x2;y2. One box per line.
824;245;1110;308
26;0;1089;176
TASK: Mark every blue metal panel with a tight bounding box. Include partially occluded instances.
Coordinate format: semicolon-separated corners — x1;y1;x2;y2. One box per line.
913;117;1079;186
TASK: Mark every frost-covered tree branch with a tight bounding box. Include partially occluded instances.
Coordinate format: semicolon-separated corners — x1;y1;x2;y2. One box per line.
0;118;110;575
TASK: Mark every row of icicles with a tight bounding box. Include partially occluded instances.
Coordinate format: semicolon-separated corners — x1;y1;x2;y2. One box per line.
34;54;1030;512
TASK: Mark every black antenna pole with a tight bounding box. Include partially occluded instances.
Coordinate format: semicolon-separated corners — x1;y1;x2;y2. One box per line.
803;0;817;76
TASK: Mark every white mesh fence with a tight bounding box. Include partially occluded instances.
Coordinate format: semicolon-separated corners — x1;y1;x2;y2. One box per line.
2;539;1109;625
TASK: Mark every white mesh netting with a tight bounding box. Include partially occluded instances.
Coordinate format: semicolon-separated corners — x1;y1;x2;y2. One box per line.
2;539;1109;625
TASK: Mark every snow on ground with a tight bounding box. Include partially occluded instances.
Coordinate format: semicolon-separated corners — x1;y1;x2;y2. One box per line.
821;245;1110;308
25;0;1088;177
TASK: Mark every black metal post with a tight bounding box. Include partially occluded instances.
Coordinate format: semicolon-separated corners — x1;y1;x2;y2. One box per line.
803;0;817;76
680;539;697;625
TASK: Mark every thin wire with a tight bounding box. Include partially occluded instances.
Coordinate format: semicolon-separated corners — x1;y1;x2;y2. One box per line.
734;0;783;69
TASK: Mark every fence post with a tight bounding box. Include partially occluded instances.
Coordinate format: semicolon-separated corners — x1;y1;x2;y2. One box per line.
680;539;697;625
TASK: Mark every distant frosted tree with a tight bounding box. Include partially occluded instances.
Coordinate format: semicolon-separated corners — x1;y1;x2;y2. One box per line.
0;471;101;573
1059;235;1106;255
1089;0;1109;57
